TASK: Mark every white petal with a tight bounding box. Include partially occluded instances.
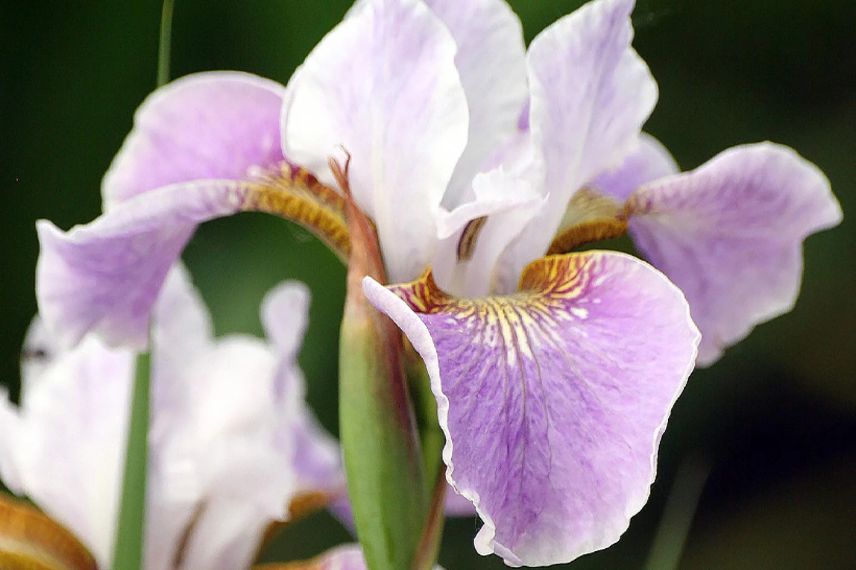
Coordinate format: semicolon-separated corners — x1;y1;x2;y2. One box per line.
8;329;134;567
261;281;311;365
177;500;271;570
424;0;529;208
433;168;543;297
500;0;657;283
284;0;469;282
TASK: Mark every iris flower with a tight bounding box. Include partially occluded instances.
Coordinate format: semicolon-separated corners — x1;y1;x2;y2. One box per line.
33;0;841;566
0;268;343;569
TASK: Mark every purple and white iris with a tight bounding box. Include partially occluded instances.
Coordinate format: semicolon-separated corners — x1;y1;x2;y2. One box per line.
1;268;343;569
32;0;841;566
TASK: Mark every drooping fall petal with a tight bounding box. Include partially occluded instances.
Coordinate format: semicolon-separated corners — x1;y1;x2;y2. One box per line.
626;143;842;365
102;72;286;208
364;252;699;566
0;494;98;570
261;282;343;497
38;70;348;350
37;165;348;350
36;182;246;349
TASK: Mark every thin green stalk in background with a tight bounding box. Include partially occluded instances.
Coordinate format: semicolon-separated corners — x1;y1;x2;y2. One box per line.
113;3;174;566
157;0;175;87
113;353;151;570
644;455;710;570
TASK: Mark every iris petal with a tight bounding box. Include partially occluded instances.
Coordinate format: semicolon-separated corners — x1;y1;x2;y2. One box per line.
364;251;699;566
253;544;367;570
0;494;97;570
37;166;348;350
422;0;529;208
592;133;678;203
0;321;133;567
103;72;286;208
499;0;658;284
284;0;470;282
626;142;843;365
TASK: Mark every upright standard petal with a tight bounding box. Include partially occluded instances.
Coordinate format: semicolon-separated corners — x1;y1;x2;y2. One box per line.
626;143;843;365
0;321;133;567
284;0;469;282
423;0;529;207
147;276;341;570
500;0;658;284
261;282;344;497
102;72;286;208
364;252;699;566
149;265;214;433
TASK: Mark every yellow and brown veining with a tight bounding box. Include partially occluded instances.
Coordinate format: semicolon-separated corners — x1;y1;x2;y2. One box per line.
391;252;599;319
0;494;96;570
242;163;352;261
547;188;628;254
546;218;628;255
386;255;599;370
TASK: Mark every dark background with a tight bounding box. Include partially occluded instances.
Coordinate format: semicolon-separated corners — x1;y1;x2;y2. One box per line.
2;1;854;568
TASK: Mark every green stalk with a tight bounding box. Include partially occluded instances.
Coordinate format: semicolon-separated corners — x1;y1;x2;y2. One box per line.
157;0;175;87
644;455;710;570
113;353;151;570
112;4;174;566
339;327;428;570
336;159;429;570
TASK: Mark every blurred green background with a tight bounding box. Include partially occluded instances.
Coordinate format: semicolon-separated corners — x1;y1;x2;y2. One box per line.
1;1;854;568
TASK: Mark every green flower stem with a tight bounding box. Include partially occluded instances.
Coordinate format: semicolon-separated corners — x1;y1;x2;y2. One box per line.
337;163;429;570
339;315;428;570
157;0;174;87
113;352;151;570
113;3;173;566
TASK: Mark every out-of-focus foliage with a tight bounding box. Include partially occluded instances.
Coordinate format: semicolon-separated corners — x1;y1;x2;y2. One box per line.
1;1;854;568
